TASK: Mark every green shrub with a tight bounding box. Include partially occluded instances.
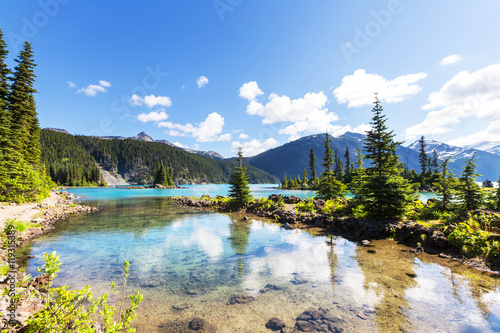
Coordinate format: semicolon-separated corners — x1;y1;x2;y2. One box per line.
448;214;500;262
321;199;348;216
295;199;316;213
25;252;143;332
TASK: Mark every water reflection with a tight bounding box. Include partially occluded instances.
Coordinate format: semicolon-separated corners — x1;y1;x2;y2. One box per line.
17;198;500;332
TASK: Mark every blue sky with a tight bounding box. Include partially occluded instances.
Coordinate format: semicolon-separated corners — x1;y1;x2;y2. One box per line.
1;1;500;157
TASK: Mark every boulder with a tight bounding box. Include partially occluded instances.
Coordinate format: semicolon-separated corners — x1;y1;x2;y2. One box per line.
188;318;205;330
228;295;255;305
265;318;286;331
429;231;450;249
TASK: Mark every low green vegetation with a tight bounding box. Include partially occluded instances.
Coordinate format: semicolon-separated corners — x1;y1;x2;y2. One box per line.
7;252;143;332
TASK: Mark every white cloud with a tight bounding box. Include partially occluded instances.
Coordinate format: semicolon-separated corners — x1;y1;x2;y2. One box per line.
197;76;209;89
238;133;249;139
130;94;172;108
448;121;500;147
137;110;168;123
406;63;500;140
238;81;264;101
333;69;427;108
241;87;341;140
77;80;112;97
67;81;76;89
161;112;231;142
441;54;462;66
231;138;279;157
99;80;111;88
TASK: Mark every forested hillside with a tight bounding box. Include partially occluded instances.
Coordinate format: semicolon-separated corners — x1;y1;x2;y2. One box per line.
40;129;278;185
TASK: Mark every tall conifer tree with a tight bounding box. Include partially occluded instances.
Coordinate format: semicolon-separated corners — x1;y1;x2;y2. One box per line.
459;152;483;211
317;132;346;200
354;95;416;218
228;147;253;209
8;41;40;167
418;136;427;175
309;148;316;179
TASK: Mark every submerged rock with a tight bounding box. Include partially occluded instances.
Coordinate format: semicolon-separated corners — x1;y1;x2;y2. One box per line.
265;317;286;331
188;318;205;330
228;295;256;305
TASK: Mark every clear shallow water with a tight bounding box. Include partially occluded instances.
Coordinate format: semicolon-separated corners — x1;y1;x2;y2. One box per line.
18;196;500;332
65;184;436;203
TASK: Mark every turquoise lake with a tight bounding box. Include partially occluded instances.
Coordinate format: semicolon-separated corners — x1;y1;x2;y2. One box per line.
18;185;500;332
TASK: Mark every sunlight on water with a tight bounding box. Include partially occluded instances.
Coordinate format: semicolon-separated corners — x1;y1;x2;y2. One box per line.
64;184;436;203
18;197;497;332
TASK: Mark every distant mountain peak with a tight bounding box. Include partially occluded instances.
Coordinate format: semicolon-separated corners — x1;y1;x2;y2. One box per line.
45;127;71;135
130;132;154;142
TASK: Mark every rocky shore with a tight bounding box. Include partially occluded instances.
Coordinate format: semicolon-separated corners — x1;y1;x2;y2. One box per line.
0;190;98;330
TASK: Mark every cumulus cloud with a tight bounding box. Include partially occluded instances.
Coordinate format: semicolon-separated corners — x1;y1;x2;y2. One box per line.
406;63;500;141
137;110;168;123
76;80;112;96
67;81;76;89
130;94;172;108
238;133;249;139
231;138;279;157
197;76;209;89
160;112;231;142
333;69;427;108
239;81;264;101
441;54;462;66
240;85;342;140
448;121;500;147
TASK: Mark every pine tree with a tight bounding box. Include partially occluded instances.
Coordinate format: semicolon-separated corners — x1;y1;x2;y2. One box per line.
459;152;483;211
323;133;334;173
0;28;11;151
317;132;346;200
344;146;352;183
0;28;14;198
303;168;308;186
354;95;416;218
418;136;427;175
309;148;316;179
154;162;168;186
282;172;288;188
228;147;253;209
437;157;456;211
432;149;439;174
8;42;40;167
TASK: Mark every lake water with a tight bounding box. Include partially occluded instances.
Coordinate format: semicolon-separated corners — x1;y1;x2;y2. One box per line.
64;184;437;203
17;186;499;332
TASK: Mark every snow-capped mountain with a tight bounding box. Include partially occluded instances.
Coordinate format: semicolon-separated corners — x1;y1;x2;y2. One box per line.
465;141;500;156
407;139;500;180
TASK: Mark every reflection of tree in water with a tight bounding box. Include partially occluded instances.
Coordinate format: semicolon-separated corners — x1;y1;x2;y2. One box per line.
228;215;252;276
355;240;417;332
444;267;496;321
326;235;338;284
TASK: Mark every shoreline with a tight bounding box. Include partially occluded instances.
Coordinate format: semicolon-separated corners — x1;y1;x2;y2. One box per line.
0;190;98;330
